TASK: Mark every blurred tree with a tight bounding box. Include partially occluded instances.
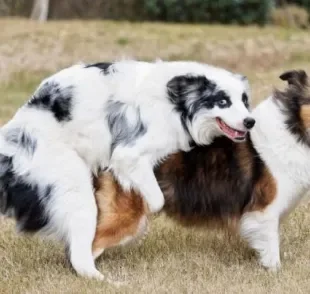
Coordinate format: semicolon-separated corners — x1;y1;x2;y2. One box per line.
0;1;9;16
30;0;49;21
283;0;310;10
0;0;279;25
142;0;272;25
0;0;32;16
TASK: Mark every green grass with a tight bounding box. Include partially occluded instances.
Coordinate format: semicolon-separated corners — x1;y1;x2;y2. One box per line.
1;18;310;293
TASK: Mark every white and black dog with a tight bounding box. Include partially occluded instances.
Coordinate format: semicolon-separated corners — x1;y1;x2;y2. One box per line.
0;60;253;279
31;60;253;215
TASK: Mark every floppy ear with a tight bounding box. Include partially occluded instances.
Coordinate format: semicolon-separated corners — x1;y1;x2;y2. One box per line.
279;70;308;87
167;75;211;103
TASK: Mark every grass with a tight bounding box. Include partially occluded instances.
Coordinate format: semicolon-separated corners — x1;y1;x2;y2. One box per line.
1;18;310;293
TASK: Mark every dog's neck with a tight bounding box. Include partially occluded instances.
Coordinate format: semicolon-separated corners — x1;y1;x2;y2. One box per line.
251;96;310;200
106;61;197;151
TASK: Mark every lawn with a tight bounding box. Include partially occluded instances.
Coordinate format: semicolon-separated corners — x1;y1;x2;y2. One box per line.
1;18;310;293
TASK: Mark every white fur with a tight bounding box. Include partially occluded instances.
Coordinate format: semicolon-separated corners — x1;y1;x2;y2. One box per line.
0;127;103;279
241;96;310;270
19;60;251;215
0;60;251;279
43;61;251;213
85;89;310;271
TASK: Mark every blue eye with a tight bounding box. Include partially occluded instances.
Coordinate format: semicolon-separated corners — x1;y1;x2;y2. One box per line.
218;99;227;106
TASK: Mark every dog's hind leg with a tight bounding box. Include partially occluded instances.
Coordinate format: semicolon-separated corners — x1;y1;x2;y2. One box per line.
58;194;103;280
240;211;280;271
60;173;103;279
41;146;104;280
67;213;104;280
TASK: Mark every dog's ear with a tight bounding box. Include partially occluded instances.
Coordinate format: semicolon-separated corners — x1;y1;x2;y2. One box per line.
167;75;211;102
235;73;250;95
234;73;248;83
279;70;308;87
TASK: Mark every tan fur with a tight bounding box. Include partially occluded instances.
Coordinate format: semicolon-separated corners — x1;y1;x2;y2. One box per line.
236;142;277;212
92;173;148;255
300;105;310;129
248;167;277;212
236;142;253;178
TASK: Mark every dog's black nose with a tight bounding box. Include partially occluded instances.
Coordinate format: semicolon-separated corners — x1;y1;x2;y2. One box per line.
243;117;255;129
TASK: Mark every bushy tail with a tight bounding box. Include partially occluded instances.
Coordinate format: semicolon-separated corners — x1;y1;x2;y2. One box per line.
0;130;22;216
0;151;13;216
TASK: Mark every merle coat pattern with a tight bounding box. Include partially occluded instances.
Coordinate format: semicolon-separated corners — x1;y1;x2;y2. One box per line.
0;60;252;279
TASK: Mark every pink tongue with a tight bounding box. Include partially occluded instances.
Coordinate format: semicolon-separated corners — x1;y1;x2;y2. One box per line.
222;124;243;139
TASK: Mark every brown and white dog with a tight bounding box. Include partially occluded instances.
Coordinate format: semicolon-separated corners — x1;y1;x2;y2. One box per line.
93;69;310;271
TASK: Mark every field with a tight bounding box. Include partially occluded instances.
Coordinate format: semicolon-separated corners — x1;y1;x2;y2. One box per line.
1;18;310;293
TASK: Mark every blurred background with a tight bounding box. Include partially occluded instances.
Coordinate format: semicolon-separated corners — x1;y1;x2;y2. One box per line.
1;0;309;26
1;1;310;109
1;1;310;293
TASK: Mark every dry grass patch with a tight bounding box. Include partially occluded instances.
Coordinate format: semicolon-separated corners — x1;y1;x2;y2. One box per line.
1;19;310;293
1;18;310;82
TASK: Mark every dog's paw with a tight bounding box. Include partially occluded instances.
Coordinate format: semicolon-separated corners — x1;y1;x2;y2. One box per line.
260;256;281;272
94;272;105;281
84;270;105;281
74;266;105;280
147;195;164;213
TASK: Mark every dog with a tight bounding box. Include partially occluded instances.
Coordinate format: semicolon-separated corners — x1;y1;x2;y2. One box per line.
93;69;310;272
34;60;252;215
0;60;253;280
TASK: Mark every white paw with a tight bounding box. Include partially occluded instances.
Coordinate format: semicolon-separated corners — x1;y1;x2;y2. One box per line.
83;270;105;281
260;255;281;272
93;271;105;281
146;195;165;213
75;267;105;280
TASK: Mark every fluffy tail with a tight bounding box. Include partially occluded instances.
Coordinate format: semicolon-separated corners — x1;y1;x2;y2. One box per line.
0;135;13;214
0;128;35;216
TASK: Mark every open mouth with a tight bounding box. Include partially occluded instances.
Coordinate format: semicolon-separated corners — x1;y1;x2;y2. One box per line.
216;118;247;141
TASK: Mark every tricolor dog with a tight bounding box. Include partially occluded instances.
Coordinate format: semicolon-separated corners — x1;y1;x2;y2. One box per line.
93;70;310;273
0;60;252;279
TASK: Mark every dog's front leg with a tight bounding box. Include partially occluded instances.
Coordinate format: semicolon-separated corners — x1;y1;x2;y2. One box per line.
109;148;164;213
240;211;281;271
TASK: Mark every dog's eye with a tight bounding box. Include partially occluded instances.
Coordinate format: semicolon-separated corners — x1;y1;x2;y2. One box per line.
218;99;228;107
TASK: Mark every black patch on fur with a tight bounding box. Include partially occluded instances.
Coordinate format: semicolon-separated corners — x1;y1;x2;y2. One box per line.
242;93;249;109
274;70;310;146
5;128;37;155
0;154;52;232
167;75;232;125
156;135;264;221
85;62;114;75
28;81;73;122
106;100;147;153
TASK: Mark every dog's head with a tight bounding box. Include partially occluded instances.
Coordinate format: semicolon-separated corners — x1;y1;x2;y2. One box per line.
167;68;253;144
275;69;310;146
